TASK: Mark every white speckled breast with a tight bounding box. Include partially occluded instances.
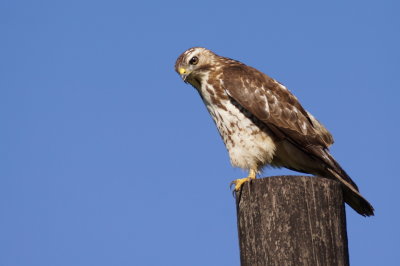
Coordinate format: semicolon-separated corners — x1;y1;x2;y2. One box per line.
198;81;276;171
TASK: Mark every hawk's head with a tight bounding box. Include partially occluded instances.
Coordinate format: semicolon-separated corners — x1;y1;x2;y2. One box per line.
175;47;218;88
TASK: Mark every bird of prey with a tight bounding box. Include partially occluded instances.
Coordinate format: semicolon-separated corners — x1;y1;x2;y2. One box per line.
175;47;374;216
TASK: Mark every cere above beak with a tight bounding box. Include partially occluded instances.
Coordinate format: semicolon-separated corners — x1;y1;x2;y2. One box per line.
178;68;187;75
178;67;189;82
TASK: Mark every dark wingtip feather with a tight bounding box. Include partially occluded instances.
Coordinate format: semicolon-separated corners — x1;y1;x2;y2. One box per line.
342;185;374;217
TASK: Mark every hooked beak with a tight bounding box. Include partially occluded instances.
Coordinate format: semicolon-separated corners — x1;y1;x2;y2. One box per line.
178;67;189;82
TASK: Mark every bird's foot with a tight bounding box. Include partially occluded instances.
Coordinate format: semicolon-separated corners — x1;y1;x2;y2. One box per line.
230;169;257;191
230;177;252;191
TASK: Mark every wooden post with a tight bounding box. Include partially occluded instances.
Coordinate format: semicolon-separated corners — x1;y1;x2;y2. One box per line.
235;175;349;266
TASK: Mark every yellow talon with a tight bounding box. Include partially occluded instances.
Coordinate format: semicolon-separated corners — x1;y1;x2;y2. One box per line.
231;177;251;191
231;169;257;191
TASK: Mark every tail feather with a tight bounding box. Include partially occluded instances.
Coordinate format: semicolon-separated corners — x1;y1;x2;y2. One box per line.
326;167;374;217
284;142;374;216
309;148;374;216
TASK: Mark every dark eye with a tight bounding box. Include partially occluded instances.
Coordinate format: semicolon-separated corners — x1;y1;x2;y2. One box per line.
189;56;199;65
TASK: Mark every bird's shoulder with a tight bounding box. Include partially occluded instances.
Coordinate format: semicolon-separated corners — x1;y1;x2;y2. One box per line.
217;61;334;147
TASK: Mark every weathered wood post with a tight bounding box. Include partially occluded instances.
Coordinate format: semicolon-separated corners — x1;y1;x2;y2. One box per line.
235;175;349;266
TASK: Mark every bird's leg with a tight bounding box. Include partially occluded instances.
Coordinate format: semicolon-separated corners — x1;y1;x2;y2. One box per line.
231;169;257;191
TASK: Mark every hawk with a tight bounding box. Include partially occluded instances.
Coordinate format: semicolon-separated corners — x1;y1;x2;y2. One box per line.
175;47;374;216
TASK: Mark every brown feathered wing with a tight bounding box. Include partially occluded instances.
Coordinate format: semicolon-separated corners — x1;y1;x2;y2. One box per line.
220;64;374;216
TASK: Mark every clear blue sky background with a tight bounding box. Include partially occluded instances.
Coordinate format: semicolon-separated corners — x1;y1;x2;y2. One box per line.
1;0;398;265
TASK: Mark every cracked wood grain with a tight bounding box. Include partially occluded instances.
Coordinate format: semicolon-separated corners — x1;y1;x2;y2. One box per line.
235;176;349;266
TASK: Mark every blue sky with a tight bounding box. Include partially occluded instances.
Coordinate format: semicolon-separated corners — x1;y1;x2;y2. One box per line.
1;0;399;265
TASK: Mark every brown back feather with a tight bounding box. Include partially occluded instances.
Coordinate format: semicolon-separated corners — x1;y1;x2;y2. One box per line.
220;62;333;148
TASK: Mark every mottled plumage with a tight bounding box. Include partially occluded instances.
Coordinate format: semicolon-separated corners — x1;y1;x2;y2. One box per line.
175;47;374;216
